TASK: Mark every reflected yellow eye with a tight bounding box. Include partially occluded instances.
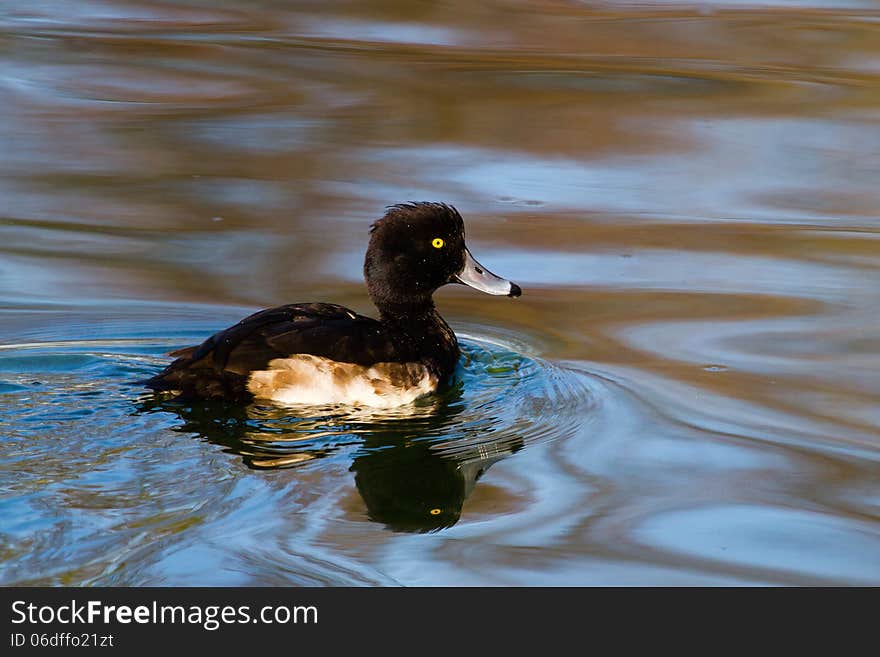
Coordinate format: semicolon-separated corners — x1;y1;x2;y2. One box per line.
429;508;442;515
431;238;444;249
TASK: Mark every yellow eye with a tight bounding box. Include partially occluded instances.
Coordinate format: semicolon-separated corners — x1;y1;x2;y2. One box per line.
429;508;442;515
431;238;444;249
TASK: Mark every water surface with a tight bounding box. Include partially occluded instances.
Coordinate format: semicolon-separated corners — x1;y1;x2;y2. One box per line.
1;0;879;585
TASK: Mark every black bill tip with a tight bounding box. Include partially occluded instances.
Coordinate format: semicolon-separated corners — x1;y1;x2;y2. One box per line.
508;282;522;298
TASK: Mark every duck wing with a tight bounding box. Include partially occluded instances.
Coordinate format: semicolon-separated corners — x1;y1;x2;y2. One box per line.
143;303;408;400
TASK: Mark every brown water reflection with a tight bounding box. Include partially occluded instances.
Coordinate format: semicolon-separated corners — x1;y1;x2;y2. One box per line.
1;0;878;585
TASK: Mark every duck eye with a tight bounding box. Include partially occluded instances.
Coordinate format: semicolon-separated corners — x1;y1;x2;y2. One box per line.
429;508;442;515
431;238;444;249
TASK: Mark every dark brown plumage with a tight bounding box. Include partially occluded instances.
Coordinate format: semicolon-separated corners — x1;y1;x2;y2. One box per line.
142;202;520;405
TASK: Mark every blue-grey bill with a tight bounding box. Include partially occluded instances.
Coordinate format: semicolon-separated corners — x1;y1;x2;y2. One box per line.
455;248;522;297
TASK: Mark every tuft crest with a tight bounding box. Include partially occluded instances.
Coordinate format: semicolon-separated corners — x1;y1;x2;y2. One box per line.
370;202;463;233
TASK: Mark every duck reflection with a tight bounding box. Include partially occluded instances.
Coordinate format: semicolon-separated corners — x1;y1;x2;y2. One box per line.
137;387;522;533
351;430;520;532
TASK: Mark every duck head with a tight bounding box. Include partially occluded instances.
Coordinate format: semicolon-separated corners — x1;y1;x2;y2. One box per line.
364;202;521;310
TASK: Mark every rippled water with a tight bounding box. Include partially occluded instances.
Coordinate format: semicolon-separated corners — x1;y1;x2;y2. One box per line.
1;0;879;585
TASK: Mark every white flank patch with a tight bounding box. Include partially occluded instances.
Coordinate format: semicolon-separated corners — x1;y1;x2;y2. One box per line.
246;354;438;408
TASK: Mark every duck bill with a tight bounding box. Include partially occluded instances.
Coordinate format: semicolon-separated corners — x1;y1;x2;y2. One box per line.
455;248;522;297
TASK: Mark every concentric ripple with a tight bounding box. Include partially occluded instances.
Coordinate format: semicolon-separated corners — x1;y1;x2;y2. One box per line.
0;330;597;563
